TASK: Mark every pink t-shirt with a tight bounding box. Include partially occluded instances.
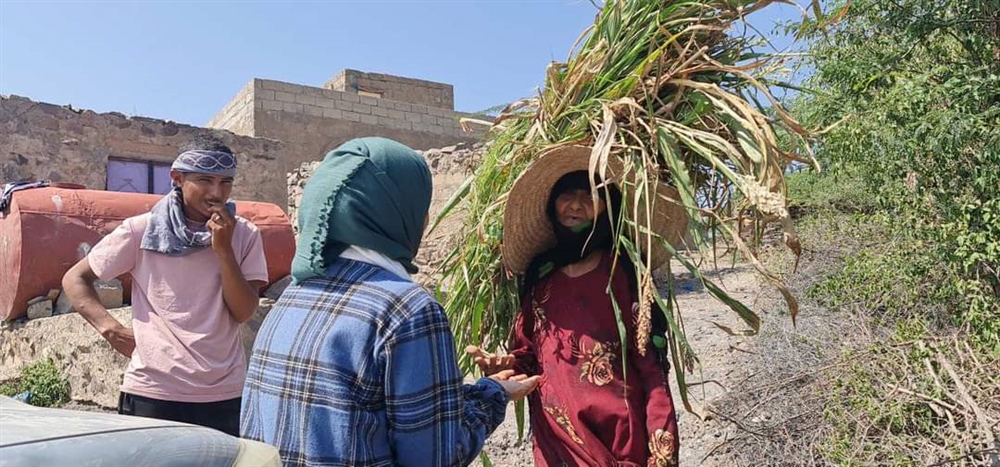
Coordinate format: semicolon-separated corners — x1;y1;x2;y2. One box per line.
88;213;268;403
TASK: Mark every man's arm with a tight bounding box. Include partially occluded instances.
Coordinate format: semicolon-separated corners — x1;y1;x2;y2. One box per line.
218;255;265;323
62;259;135;357
208;205;264;323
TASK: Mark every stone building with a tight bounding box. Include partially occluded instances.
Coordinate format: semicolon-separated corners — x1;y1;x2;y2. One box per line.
2;69;482;210
0;96;287;206
206;69;481;199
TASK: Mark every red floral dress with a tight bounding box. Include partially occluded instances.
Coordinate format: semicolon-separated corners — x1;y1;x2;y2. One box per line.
510;252;680;466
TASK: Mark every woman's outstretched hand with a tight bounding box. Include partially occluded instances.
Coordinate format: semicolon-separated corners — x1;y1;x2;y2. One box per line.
466;345;516;375
488;369;540;402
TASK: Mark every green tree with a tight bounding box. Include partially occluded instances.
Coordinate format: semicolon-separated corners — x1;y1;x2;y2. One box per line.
795;0;1000;349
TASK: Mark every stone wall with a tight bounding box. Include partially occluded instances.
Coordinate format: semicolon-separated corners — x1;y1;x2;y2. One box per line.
324;69;454;110
0;298;276;409
287;142;485;286
1;95;287;209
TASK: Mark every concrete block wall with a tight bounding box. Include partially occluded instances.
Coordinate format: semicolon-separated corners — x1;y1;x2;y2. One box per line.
243;78;480;200
324;69;454;110
203;72;486;211
206;81;255;137
253;78;469;139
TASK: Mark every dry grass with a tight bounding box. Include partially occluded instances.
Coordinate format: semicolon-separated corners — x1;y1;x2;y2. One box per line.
704;213;1000;466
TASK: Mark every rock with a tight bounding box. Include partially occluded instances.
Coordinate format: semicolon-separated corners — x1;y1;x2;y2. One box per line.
160;122;179;136
480;401;535;466
240;298;276;361
95;280;123;309
54;289;74;315
26;298;53;320
13;391;31;404
3;298;279;411
46;289;60;302
52;281;121;315
264;276;292;301
0;308;132;409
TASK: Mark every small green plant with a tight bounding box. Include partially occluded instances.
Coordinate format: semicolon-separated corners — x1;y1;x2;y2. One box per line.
0;357;71;407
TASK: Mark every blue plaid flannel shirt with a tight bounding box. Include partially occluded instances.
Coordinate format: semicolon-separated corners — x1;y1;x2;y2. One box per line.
241;258;508;467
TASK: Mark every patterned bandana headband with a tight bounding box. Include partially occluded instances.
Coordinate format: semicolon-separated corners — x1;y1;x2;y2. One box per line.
171;149;238;178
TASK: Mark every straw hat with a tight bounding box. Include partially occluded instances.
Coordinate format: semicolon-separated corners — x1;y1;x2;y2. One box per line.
501;145;688;274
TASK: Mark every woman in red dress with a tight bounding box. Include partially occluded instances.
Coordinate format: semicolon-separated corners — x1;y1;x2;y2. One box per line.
469;146;683;466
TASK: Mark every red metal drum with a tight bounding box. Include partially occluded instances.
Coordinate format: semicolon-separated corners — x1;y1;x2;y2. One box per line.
1;186;294;321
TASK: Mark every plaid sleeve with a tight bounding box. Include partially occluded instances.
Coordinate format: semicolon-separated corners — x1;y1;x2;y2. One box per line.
384;299;508;467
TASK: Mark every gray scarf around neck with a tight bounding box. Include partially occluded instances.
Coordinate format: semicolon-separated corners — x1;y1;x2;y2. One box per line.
140;187;235;257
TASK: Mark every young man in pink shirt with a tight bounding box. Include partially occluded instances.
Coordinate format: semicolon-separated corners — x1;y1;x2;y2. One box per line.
62;135;268;436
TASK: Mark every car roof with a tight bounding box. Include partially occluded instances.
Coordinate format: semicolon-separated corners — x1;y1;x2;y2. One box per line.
0;397;244;467
0;396;223;446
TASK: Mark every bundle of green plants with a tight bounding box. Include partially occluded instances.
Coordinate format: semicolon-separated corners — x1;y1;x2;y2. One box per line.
435;0;818;414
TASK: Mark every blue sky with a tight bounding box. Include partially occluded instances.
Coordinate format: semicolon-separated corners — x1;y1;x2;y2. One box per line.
0;1;806;127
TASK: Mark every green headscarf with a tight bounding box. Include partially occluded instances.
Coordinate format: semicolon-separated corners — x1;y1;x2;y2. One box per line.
291;137;432;284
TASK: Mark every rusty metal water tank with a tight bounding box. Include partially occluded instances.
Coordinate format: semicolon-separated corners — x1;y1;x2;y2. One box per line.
1;186;295;321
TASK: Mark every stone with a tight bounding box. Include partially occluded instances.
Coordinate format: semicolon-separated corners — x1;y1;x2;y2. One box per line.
264;275;293;301
160;122;179;136
26;298;53;320
54;290;74;316
0;308;132;409
54;281;123;314
240;298;276;361
46;289;60;302
95;280;124;309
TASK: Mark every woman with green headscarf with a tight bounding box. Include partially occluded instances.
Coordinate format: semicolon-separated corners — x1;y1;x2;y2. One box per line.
241;137;539;467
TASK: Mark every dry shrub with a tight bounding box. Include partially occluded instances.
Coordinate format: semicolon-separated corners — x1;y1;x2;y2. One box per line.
706;212;999;466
